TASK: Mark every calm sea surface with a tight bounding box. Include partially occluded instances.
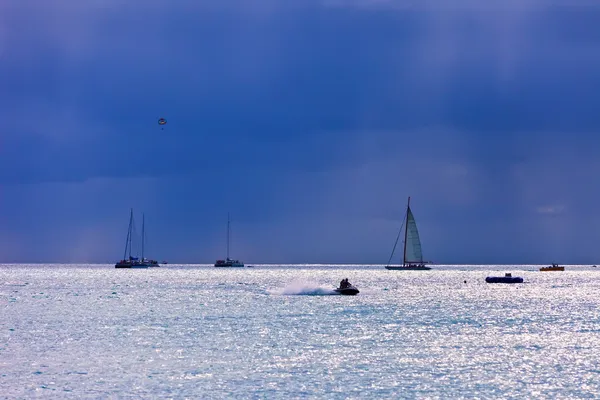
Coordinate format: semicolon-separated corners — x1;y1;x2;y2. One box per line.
1;264;600;399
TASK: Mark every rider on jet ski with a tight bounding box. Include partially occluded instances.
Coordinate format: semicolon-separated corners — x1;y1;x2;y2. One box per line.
339;278;351;289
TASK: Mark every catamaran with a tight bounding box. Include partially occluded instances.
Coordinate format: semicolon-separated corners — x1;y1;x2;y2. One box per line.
385;196;432;270
115;209;157;268
214;213;244;267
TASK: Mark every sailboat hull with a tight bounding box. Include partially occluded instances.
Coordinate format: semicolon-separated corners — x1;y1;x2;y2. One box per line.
115;262;150;269
385;265;431;270
214;259;244;267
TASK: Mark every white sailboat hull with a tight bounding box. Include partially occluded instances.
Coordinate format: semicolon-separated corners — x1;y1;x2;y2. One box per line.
385;265;431;271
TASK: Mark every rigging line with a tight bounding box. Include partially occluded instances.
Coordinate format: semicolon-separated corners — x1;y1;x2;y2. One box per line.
386;212;407;267
131;217;139;257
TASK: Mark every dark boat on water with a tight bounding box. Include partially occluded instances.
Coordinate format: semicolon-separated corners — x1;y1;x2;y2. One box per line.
335;279;360;295
334;285;360;295
214;213;245;268
115;209;158;269
485;273;523;284
115;256;149;269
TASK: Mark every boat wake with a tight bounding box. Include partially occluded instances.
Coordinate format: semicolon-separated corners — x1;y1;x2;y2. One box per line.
269;281;338;296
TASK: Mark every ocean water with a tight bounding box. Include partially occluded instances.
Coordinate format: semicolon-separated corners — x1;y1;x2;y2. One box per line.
1;264;600;399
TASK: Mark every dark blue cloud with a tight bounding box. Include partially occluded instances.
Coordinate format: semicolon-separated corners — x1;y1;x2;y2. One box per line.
2;1;600;263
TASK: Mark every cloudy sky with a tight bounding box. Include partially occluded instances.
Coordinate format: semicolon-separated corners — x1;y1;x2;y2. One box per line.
1;1;600;264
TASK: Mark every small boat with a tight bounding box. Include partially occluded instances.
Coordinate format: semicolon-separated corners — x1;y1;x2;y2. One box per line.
540;263;564;271
485;273;523;284
334;285;360;295
385;197;432;271
214;213;245;268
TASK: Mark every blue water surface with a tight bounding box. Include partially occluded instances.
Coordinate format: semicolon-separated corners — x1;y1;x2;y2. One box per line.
1;264;599;398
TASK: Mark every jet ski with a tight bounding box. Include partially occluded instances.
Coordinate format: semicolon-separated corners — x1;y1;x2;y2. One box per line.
334;284;360;295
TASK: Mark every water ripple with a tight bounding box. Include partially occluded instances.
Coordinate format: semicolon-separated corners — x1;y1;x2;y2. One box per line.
1;264;599;398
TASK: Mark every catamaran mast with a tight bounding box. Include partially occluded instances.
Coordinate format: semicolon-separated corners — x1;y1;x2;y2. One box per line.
402;197;410;267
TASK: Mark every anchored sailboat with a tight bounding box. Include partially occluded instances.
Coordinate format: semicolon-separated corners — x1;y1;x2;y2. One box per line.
141;213;160;267
115;209;158;268
214;213;244;267
385;197;432;270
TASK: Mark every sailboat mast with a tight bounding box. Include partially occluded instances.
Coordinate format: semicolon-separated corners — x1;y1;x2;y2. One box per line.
227;212;230;260
124;208;132;260
129;209;134;259
403;197;410;266
124;208;133;260
141;213;145;260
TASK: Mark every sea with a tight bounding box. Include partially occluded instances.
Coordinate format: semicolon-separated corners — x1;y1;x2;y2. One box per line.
1;264;599;399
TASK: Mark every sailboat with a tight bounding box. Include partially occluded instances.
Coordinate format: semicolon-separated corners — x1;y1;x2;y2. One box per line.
141;213;160;267
115;209;155;268
214;213;244;267
385;197;432;270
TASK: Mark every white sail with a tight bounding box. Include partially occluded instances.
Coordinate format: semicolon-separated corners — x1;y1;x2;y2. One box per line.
404;207;423;264
385;196;431;270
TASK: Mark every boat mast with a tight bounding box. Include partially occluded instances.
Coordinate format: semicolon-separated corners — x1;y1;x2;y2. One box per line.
124;208;133;260
129;209;134;259
141;213;145;260
227;212;230;260
402;197;410;266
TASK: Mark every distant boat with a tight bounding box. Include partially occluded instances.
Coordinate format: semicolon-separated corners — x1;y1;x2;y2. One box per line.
385;197;432;271
115;210;156;269
485;273;523;284
214;213;244;268
141;213;161;267
540;263;564;272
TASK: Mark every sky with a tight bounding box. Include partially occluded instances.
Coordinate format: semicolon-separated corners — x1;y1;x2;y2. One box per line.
1;0;600;264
